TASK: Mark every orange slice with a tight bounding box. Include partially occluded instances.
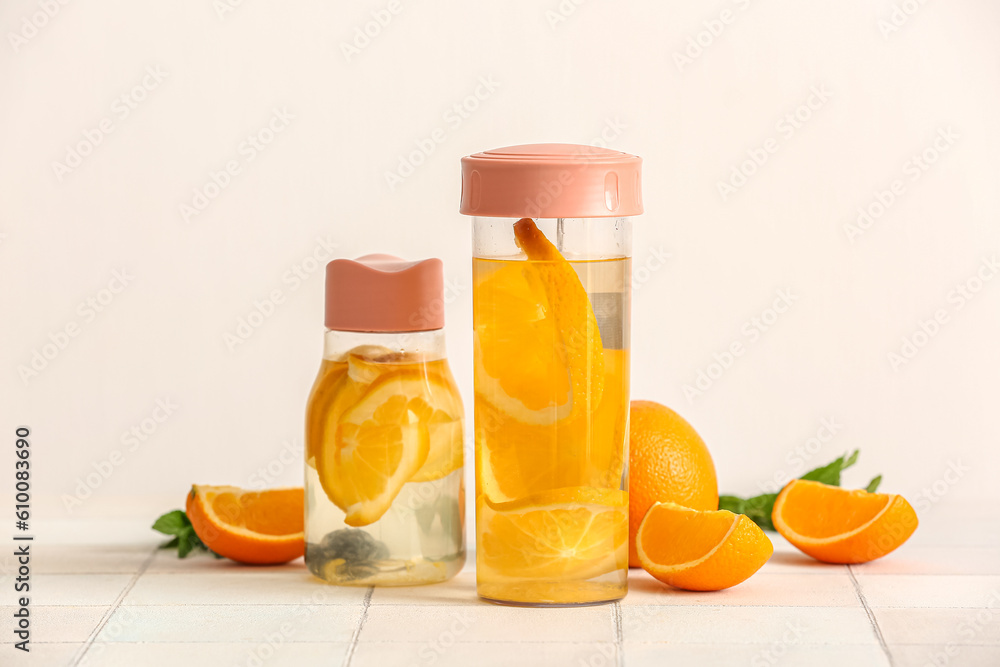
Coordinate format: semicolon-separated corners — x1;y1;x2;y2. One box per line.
317;371;463;526
473;219;617;502
512;218;605;421
472;262;569;424
185;485;304;564
472;219;604;426
311;347;463;485
772;479;918;564
478;487;627;583
305;363;347;462
637;502;773;591
474;350;626;502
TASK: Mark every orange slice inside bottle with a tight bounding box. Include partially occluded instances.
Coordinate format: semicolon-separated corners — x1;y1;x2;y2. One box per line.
316;370;462;526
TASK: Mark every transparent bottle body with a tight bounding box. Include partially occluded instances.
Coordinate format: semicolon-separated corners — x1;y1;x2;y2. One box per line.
305;329;465;586
472;216;632;606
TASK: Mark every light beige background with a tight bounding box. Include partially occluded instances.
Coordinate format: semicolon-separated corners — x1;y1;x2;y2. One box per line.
1;0;998;527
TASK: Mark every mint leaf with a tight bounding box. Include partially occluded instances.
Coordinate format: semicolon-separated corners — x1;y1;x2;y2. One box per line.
152;510;189;536
177;532;195;558
720;451;881;531
159;536;180;549
153;510;215;559
718;495;746;515
742;493;778;531
865;475;882;493
800;449;859;486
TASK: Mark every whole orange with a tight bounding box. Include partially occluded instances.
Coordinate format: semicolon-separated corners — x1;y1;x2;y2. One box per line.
628;401;718;567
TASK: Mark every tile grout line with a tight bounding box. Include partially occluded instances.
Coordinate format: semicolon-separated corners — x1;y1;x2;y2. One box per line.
69;545;159;666
612;601;625;667
847;566;894;667
341;586;374;667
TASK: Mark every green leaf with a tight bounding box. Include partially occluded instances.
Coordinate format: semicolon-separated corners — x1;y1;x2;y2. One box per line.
801;450;859;487
177;532;195;558
718;495;746;514
720;493;778;530
152;510;190;536
159;536;180;549
153;509;213;559
742;493;778;532
865;475;882;493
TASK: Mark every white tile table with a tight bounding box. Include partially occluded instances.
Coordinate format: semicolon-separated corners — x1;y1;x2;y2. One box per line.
5;506;999;667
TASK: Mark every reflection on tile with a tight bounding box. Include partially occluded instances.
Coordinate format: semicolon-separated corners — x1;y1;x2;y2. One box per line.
876;607;1000;645
94;605;362;643
907;510;1000;548
759;546;848;575
33;575;132;606
621;606;878;645
889;644;1000;667
361;604;615;643
351;641;618;667
122;572;367;606
144;549;307;574
5;642;82;667
78;641;350;667
370;570;479;605
33;545;154;574
624;642;891;667
853;547;1000;576
0;606;106;644
624;571;858;607
855;575;1000;608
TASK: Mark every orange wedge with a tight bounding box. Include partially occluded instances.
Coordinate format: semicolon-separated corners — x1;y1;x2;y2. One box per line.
185;485;304;564
772;479;918;564
636;502;773;591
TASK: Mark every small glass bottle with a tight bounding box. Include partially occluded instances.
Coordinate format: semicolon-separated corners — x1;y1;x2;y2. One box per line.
305;254;465;585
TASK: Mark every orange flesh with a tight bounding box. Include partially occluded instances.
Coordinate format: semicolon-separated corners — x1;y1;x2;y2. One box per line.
209;489;304;536
639;505;734;566
780;484;889;539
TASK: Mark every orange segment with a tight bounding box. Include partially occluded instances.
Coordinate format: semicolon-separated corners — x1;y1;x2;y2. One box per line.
474;348;627;503
473;262;570;423
185;485;304;564
316;370;465;526
409;365;464;483
472;218;605;426
305;363;347;462
319;372;431;527
513;218;604;420
473;219;615;503
478;487;628;584
772;479;918;564
637;502;772;591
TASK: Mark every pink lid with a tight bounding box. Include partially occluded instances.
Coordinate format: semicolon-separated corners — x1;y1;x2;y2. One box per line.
460;143;643;218
325;254;444;332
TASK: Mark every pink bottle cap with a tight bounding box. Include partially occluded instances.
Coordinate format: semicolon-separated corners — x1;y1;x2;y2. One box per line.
460;143;643;219
325;254;444;332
